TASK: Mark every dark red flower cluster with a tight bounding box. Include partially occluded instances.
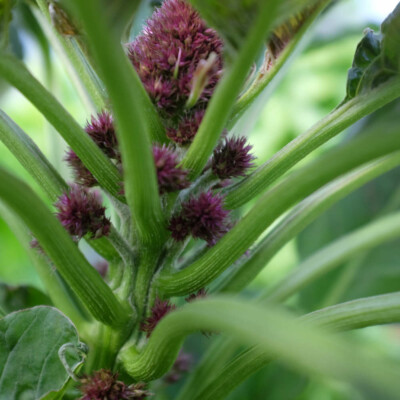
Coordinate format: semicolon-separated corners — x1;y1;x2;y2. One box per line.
128;0;224;144
153;145;189;193
166;109;205;145
169;191;230;245
79;369;149;400
66;111;119;187
55;184;110;239
212;136;255;179
141;298;176;337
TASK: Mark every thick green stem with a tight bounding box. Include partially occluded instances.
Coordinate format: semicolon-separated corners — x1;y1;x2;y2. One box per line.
190;293;400;400
0;167;128;327
0;53;122;197
69;0;167;247
181;1;281;179
224;77;400;209
262;211;400;304
120;296;400;399
156;130;400;297
35;0;106;112
219;153;400;292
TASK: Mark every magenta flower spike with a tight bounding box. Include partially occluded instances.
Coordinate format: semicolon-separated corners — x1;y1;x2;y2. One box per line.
55;184;111;239
212;136;255;179
141;298;176;337
128;0;223;116
153;144;189;193
169;191;230;245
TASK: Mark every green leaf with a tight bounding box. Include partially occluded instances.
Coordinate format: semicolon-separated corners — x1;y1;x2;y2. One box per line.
120;296;400;399
0;167;128;327
0;306;85;400
0;110;67;202
0;52;122;197
0;284;51;314
157;129;400;298
345;3;400;100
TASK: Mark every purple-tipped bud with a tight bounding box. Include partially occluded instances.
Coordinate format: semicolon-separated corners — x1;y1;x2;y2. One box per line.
166;109;204;145
141;298;176;338
55;184;110;240
65;149;98;187
153;145;189;193
85;111;119;160
212;136;255;179
79;370;150;400
169;191;230;245
128;0;223;116
185;288;208;302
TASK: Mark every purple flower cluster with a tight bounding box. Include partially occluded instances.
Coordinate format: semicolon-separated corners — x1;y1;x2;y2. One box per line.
66;111;119;187
212;136;255;179
79;370;149;400
55;184;110;239
128;0;223;144
169;191;230;245
141;298;176;337
153;145;189;193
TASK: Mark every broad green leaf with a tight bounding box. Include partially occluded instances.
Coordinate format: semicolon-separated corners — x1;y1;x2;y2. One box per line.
0;306;85;400
345;3;400;100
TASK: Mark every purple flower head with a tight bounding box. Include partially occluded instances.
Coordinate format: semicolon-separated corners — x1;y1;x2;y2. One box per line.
79;370;150;400
128;0;223;116
141;298;176;338
85;111;119;160
169;191;230;245
166;109;204;145
212;136;255;179
153;145;189;193
55;184;110;240
65;149;98;187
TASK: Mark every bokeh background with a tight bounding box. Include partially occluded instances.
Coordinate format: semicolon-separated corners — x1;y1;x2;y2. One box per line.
1;0;400;399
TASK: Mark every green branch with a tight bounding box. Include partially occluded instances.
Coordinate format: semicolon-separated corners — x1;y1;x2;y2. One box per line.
120;296;400;399
181;0;281;179
224;77;400;209
156;130;400;297
0;52;122;197
220;153;400;292
262;211;400;304
0;167;128;327
190;293;400;400
0;110;68;202
69;0;167;247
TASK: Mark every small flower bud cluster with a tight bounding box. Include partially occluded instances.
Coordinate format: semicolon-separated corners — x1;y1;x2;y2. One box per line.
153;145;189;193
169;191;230;246
141;298;176;337
128;0;223;144
55;184;110;240
66;111;119;188
79;369;150;400
164;351;192;383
